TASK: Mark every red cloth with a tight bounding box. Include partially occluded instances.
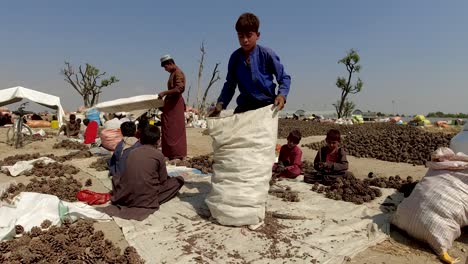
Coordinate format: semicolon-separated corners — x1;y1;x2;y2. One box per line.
276;145;303;178
161;67;187;159
326;149;339;163
76;190;111;205
84;120;98;144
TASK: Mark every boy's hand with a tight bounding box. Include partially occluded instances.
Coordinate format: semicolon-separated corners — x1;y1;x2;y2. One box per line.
208;102;223;117
318;162;326;170
158;91;166;98
276;162;286;172
274;95;285;110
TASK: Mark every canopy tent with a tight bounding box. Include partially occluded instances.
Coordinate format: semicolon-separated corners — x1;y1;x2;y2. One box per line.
0;86;66;127
94;94;164;119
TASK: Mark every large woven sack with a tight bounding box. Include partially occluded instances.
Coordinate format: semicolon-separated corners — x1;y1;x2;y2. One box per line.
205;105;278;226
100;128;123;151
391;166;468;260
26;120;51;128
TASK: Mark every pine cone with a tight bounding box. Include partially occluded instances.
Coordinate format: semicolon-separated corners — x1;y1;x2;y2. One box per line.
91;230;105;241
85;179;93;186
0;241;9;254
30;226;42;237
15;225;24;235
41;219;52;229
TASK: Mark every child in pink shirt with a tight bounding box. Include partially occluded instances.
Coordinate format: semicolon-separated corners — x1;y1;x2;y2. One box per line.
273;130;303;178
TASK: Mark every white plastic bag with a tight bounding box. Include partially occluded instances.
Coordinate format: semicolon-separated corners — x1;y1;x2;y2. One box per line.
391;168;468;259
1;157;56;177
0;192;111;240
205;105;278;226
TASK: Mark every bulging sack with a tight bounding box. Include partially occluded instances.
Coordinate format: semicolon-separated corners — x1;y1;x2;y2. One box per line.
391;168;468;260
100;128;123;151
205;105;278;226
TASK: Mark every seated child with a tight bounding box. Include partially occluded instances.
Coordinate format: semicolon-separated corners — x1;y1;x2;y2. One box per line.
98;125;185;221
306;129;348;184
108;121;141;177
58;114;81;137
273;130;303;178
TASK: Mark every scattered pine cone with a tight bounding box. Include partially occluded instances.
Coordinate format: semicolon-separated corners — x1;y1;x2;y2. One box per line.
53;140;89;151
85;179;92;187
40;220;52;229
15;225;24;235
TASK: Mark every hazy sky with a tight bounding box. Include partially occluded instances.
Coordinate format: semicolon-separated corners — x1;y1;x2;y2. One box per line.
1;0;467;115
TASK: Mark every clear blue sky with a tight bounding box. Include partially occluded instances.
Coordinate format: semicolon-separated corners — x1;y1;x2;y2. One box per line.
1;0;467;115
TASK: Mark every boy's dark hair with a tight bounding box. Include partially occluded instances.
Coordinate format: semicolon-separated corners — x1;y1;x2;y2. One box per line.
326;129;341;142
288;130;302;144
83;118;90;125
140;125;160;145
69;114;76;120
52;115;57;120
236;13;260;33
161;59;175;67
76;118;82;124
137;118;149;132
120;121;136;137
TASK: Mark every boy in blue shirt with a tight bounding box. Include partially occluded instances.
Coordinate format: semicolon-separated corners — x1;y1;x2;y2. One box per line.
209;12;291;116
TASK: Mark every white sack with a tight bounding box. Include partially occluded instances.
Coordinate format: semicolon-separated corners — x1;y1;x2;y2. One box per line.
0;192;111;240
205;105;278;226
104;117;124;129
391;167;468;255
1;157;56;177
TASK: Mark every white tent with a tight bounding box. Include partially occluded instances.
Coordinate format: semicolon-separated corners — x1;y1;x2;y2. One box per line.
0;86;66;127
94;94;164;118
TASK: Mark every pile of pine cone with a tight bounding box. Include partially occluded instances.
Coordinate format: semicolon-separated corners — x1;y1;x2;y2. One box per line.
0;220;144;263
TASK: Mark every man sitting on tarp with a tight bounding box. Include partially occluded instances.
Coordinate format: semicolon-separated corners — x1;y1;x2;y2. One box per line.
98;125;185;220
83;118;99;145
58;114;81;137
108;121;141;177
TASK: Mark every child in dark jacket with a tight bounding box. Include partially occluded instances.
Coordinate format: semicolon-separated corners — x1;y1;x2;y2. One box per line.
305;129;349;184
313;129;348;174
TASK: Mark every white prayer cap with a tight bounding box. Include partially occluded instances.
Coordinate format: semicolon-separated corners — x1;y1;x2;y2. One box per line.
160;54;173;64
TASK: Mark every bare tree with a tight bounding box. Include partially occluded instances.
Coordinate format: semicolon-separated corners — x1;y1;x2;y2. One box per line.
195;41;206;109
186;84;192;107
334;49;363;118
200;63;221;114
61;62;119;107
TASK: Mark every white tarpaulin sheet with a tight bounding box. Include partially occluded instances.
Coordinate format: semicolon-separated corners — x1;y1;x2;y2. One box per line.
112;175;398;264
0;86;66;127
94;95;164;116
0;192;111;240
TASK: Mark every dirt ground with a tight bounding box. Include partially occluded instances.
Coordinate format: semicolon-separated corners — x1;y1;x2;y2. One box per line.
0;126;466;263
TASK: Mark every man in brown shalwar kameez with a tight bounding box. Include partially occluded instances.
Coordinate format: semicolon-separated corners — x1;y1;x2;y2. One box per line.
98;125;185;221
158;54;187;160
